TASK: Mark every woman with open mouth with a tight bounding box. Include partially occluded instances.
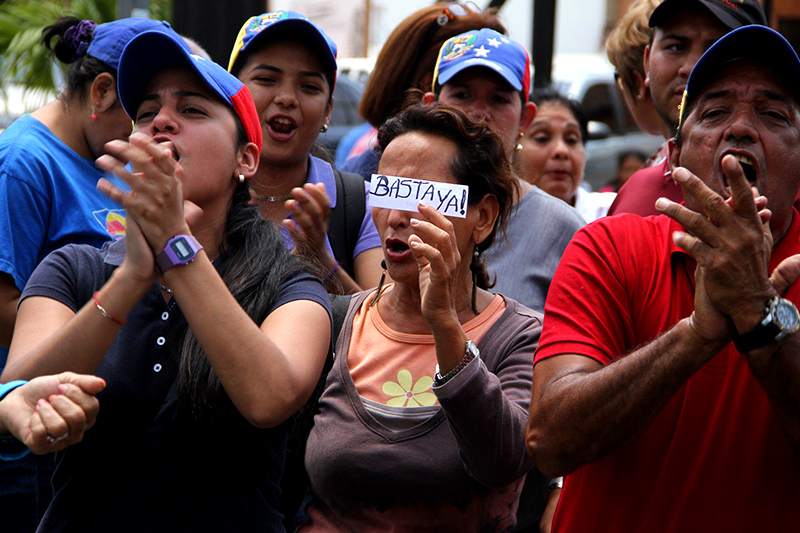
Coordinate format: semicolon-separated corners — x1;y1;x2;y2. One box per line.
299;103;539;532
2;29;331;531
228;11;384;295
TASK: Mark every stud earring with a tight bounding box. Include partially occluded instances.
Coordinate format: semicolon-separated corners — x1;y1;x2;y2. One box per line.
238;174;245;184
320;123;328;133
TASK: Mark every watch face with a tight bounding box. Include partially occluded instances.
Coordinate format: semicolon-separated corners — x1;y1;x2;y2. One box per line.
775;300;800;333
170;238;195;261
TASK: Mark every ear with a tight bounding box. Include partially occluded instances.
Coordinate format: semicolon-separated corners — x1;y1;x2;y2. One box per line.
91;73;118;113
472;194;500;247
643;45;652;88
235;142;260;179
422;92;437;105
519;101;537;134
667;137;680;175
324;95;334;127
632;70;648;101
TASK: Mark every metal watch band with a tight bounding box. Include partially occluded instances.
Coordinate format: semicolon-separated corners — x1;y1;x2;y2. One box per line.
434;340;479;386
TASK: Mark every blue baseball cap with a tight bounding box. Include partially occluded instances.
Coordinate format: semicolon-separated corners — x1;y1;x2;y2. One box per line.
86;18;176;72
118;30;263;156
433;28;531;102
228;11;338;88
678;25;800;128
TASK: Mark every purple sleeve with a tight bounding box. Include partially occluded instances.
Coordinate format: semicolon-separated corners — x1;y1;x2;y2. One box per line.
353;181;381;258
434;302;539;488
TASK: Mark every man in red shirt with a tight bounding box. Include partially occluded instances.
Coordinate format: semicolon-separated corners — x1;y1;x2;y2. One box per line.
608;0;766;216
527;26;800;531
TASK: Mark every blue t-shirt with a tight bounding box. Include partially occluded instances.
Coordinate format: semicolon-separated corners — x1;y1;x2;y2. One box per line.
21;238;331;532
0;115;126;366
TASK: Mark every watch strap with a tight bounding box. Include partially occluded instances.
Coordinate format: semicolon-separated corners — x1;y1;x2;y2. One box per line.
733;297;799;353
434;340;479;386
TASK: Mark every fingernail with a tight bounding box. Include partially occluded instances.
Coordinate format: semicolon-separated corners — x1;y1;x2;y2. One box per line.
418;202;428;209
410;218;420;225
655;198;670;211
58;385;68;394
37;399;47;408
409;240;420;247
672;231;686;243
673;168;689;182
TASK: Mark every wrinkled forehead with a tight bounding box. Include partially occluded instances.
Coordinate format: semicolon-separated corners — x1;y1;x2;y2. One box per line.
700;60;796;105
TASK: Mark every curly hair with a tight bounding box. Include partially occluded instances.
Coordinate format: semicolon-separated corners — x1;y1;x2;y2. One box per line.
605;0;661;99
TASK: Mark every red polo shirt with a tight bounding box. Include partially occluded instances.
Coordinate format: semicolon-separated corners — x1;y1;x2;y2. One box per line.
535;212;800;532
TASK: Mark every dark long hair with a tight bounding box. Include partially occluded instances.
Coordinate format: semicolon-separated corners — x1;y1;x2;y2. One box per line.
42;17;114;102
377;102;516;290
172;117;301;421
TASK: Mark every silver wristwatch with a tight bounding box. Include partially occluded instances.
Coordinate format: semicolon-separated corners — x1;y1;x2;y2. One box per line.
434;340;479;386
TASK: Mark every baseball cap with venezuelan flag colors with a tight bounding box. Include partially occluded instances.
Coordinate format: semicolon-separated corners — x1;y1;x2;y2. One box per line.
433;28;530;102
227;11;337;89
117;30;262;157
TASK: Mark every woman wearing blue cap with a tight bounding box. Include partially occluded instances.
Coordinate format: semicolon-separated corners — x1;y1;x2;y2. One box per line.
0;16;177;531
228;11;384;295
2;28;331;532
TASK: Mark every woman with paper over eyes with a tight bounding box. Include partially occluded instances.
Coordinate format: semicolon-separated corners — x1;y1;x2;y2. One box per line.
298;103;539;532
1;29;331;532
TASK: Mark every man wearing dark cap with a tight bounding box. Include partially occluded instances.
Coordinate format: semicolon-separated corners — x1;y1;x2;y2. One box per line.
527;25;800;531
608;0;767;217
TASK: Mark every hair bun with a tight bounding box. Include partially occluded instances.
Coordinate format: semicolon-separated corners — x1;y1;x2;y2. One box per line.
62;20;97;61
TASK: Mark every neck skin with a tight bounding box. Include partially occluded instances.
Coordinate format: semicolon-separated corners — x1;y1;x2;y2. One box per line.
379;257;479;334
31;99;94;159
250;155;311;223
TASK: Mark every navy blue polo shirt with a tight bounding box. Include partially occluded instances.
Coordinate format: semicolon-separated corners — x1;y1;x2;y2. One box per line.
20;238;331;532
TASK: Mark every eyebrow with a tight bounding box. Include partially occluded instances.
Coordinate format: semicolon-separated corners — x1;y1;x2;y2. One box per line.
250;64;325;81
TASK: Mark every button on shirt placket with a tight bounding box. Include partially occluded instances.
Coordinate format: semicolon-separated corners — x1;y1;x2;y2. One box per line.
152;298;176;373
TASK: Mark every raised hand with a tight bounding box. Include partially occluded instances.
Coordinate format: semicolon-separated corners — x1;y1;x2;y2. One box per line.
656;155;776;336
96;132;190;254
282;182;332;254
408;202;461;326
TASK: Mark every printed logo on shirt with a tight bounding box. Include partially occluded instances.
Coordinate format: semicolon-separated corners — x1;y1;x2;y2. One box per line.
92;209;126;240
382;370;437;407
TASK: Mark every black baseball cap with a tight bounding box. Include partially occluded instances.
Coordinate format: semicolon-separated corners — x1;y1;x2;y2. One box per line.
649;0;767;30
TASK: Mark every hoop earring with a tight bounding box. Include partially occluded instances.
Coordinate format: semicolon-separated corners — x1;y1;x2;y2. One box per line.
320;124;328;133
369;259;387;307
238;174;245;184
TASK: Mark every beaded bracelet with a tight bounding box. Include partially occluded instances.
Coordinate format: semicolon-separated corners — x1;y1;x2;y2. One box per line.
92;292;126;326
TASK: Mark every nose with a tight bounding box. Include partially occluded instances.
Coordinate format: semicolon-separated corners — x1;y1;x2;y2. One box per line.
724;108;759;144
464;101;491;123
678;46;706;80
274;82;298;108
552;136;570;160
151;107;178;134
385;208;411;229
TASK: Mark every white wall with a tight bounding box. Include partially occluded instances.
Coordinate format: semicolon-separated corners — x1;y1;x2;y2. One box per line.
271;0;608;58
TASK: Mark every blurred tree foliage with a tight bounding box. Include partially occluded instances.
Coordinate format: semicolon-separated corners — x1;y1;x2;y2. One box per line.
0;0;171;100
